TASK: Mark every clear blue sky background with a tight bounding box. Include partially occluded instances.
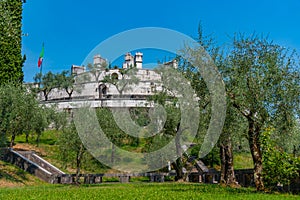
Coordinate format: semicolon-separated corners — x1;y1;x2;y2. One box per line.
22;0;300;82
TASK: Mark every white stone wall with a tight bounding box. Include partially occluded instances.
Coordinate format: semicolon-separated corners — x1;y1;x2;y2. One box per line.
42;67;163;101
43;99;154;110
39;54;175;102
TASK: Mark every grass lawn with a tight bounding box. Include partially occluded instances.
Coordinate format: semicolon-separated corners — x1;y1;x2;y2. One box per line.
0;183;299;200
5;131;297;199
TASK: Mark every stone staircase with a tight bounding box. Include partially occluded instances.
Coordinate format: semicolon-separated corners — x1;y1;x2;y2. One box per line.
18;151;64;175
2;148;64;183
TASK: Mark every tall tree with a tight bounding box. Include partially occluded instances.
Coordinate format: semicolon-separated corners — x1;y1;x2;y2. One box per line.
34;71;58;101
96;107;130;164
56;70;76;99
57;121;86;184
146;92;183;179
224;34;300;191
219;103;246;186
0;0;25;84
180;23;238;186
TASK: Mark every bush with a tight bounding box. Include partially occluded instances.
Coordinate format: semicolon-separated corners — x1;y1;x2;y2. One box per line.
261;128;300;190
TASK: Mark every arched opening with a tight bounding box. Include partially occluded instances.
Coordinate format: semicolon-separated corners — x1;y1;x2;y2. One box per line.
111;73;119;80
98;84;107;99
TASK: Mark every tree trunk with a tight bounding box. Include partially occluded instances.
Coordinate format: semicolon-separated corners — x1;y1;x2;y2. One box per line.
174;123;183;181
173;158;183;181
10;134;15;147
220;144;226;184
25;132;29;143
43;90;48;101
36;131;41;147
248;119;264;191
75;143;84;184
66;89;73;99
220;137;238;186
224;139;237;185
111;143;115;164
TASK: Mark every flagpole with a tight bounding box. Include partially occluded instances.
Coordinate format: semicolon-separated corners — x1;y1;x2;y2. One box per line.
38;42;44;84
40;61;43;76
39;62;43;84
40;42;44;77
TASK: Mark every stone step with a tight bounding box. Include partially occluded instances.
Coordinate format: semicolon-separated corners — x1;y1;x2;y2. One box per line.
17;151;64;175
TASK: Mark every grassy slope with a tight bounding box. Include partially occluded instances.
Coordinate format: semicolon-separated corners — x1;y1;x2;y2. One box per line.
0;160;46;188
1;129;254;188
0;130;62;188
14;130;255;170
0;183;298;200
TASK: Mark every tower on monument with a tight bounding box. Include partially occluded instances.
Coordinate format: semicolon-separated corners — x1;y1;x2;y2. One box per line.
134;52;143;69
123;52;134;69
93;54;106;66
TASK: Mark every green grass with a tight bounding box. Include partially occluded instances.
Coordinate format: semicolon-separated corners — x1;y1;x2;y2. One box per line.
0;183;298;200
234;152;254;169
3;132;299;199
14;130;60;146
13;130;67;171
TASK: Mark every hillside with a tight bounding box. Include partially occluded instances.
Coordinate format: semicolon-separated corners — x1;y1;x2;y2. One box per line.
0;160;45;187
0;129;254;187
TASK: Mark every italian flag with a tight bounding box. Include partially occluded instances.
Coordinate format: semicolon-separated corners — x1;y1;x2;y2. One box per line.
38;44;44;68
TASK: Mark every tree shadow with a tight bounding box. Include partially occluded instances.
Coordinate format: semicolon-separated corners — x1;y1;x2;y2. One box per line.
0;163;29;184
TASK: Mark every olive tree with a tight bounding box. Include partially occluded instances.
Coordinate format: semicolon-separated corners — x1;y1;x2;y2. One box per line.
57;121;86;184
0;83;50;147
34;72;58;101
224;34;300;191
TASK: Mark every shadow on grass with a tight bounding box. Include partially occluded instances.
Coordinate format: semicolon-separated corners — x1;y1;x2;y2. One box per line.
0;163;29;184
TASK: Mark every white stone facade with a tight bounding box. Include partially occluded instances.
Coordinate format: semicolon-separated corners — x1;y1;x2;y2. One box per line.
43;53;178;108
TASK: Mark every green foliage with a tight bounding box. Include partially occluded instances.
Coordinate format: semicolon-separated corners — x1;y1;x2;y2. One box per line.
221;103;248;150
0;0;24;84
31;105;52;146
191;144;221;168
141;102;180;153
261;128;300;189
47;108;68;131
34;72;58;101
33;70;85;100
129;107;151;127
96;108;130;146
0;83;50;147
224;34;300;126
87;61;108;81
272;111;300;153
102;67;139;95
56;70;75;98
57;122;86;168
222;34;300;190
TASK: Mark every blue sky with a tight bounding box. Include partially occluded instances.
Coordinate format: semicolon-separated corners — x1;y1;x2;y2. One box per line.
22;0;300;82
